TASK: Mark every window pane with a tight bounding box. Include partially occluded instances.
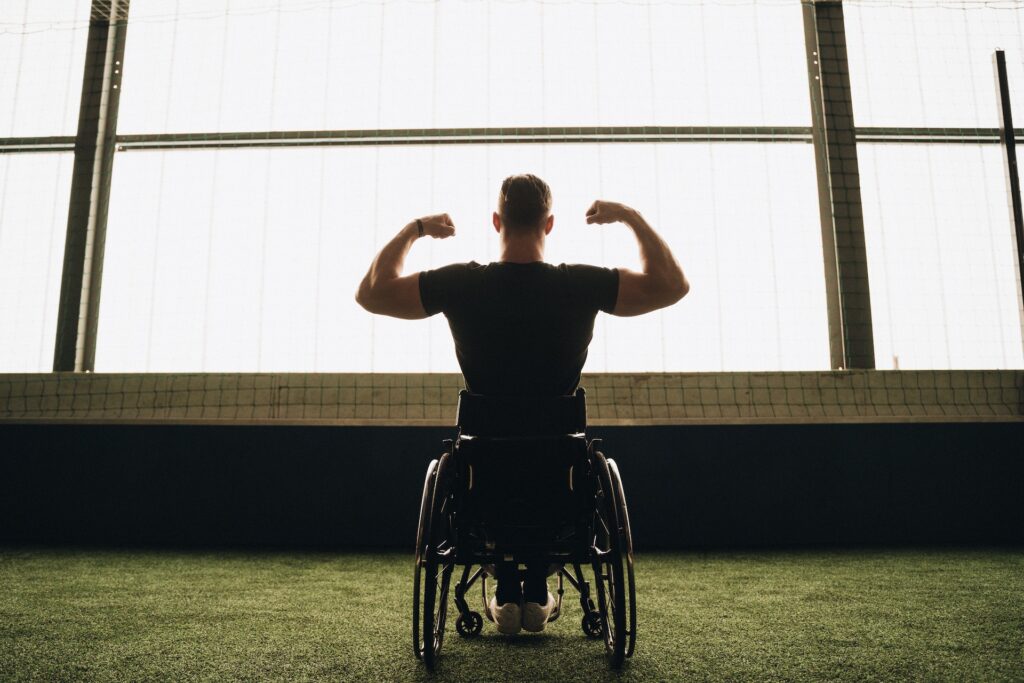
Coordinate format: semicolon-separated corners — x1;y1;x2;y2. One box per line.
118;0;810;133
0;153;72;371
0;0;91;136
97;143;827;373
859;144;1024;369
846;2;1024;128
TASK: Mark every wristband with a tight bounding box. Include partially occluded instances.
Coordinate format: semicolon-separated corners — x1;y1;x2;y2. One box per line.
416;219;424;237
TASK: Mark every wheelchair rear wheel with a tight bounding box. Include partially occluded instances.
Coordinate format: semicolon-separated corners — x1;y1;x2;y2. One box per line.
412;458;437;660
607;458;637;659
592;450;628;669
417;452;455;671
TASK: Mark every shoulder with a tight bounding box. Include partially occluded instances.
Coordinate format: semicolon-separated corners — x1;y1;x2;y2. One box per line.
422;261;481;279
419;262;481;315
430;260;480;272
558;263;620;313
560;263;619;278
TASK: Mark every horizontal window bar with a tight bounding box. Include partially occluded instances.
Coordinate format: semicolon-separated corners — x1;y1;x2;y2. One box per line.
3;127;1022;153
112;127;814;150
0;136;77;153
856;127;1011;144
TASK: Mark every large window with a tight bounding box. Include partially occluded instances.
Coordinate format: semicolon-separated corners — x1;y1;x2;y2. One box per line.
94;0;828;372
0;0;90;136
5;0;1024;374
846;2;1024;127
117;0;810;133
0;154;73;371
846;1;1024;369
96;142;828;372
860;143;1024;370
0;1;88;371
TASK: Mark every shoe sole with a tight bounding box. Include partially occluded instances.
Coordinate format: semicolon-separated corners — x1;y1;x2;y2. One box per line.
489;600;522;635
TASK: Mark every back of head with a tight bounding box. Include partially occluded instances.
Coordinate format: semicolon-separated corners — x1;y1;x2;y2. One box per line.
498;174;552;234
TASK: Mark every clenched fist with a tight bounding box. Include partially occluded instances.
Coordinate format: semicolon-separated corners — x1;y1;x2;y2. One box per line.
417;213;456;239
585;200;635;225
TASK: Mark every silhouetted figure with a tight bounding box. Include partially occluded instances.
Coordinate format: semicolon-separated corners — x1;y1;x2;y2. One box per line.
357;173;689;634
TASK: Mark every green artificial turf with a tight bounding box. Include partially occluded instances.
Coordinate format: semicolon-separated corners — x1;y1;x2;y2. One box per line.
1;549;1022;682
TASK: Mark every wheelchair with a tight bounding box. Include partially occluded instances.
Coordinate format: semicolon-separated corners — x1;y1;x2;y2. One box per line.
413;388;636;670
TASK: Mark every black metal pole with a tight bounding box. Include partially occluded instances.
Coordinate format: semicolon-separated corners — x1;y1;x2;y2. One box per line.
53;0;130;371
994;50;1024;312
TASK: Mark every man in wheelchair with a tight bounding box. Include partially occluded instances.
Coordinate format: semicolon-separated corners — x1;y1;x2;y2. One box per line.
356;173;689;664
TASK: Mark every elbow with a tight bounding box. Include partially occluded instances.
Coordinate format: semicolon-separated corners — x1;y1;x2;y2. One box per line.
665;275;689;305
677;277;690;300
355;285;374;312
638;274;689;313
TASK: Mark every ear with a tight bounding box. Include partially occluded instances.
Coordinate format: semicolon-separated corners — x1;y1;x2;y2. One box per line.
544;214;554;236
492;211;501;234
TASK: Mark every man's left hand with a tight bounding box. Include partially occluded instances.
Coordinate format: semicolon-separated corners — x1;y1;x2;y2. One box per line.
417;213;456;239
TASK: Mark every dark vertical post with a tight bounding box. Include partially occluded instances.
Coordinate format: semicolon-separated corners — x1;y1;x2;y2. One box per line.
802;0;875;369
53;0;130;371
994;50;1024;313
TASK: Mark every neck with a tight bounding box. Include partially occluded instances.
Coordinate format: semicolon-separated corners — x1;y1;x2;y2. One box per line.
499;233;545;263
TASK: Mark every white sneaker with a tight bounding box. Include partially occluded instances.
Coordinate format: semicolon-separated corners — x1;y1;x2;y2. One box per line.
521;591;556;633
488;596;522;635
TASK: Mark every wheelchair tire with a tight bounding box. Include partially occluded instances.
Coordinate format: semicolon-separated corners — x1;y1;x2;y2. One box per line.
592;450;628;669
409;458;438;663
456;611;484;637
420;452;455;671
412;458;438;660
607;458;637;659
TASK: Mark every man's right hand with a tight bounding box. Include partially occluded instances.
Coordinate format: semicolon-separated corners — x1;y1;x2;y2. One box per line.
585;200;635;226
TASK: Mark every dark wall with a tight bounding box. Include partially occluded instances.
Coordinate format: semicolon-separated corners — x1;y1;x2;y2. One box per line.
1;422;1021;549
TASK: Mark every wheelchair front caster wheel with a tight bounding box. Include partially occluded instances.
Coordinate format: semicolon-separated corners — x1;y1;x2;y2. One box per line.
582;611;603;638
456;612;484;637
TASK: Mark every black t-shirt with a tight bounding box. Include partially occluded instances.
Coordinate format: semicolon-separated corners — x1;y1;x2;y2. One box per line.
419;261;619;396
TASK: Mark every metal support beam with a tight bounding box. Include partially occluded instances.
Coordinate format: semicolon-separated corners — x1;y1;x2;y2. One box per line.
113;126;814;150
6;127;1024;155
0;136;77;154
53;0;130;372
994;50;1024;339
802;0;875;369
856;127;1024;144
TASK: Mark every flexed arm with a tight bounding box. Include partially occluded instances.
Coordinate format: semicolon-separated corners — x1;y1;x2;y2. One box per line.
355;213;455;319
586;200;689;317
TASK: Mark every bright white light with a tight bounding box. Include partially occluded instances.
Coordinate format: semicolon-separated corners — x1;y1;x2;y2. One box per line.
846;2;1024;127
860;143;1024;369
0;0;91;136
0;153;72;371
17;0;1020;376
118;0;810;133
95;142;829;373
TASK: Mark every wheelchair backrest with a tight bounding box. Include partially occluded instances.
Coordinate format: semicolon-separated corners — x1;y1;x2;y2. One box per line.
455;388;587;438
452;389;593;546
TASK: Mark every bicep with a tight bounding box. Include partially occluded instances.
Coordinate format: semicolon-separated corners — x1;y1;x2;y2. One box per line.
610;268;671;317
361;272;429;320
